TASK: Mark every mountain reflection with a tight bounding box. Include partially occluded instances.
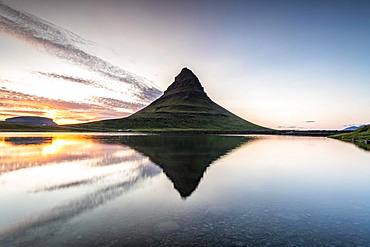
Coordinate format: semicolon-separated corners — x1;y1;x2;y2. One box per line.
0;134;251;196
105;134;252;198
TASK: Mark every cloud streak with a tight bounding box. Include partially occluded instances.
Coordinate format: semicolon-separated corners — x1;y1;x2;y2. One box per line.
36;72;112;91
0;1;161;102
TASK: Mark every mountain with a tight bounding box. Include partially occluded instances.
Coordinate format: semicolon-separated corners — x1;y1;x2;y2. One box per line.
343;125;363;131
343;126;358;131
75;68;268;131
5;116;57;127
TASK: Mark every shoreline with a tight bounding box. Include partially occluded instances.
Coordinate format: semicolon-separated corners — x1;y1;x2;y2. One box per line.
0;129;350;137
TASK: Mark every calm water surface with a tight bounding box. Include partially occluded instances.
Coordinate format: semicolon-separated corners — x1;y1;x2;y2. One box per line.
0;133;369;246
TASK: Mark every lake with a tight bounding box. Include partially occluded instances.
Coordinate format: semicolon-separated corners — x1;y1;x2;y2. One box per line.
0;133;369;246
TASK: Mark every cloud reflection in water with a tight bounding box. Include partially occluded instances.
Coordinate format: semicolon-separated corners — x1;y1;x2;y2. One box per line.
0;134;162;244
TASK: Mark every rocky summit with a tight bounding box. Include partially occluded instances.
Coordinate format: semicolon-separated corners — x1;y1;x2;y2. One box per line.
163;67;206;96
75;68;268;131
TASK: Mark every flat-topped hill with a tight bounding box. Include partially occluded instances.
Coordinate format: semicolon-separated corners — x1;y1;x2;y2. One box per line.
5;116;57;127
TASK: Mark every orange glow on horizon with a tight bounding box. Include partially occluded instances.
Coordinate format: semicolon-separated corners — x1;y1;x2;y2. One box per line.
0;134;95;173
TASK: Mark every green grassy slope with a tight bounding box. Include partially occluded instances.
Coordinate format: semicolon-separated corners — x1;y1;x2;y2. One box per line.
0;122;59;132
73;114;267;132
330;125;370;150
74;98;268;132
0;121;87;132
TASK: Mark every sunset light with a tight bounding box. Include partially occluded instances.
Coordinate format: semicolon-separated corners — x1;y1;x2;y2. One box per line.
0;1;369;246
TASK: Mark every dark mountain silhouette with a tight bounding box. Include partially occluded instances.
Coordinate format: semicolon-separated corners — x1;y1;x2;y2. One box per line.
5;116;57;127
109;134;252;198
75;68;268;131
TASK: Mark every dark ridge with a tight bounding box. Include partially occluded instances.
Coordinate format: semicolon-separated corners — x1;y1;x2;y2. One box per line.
163;67;206;96
5;116;58;127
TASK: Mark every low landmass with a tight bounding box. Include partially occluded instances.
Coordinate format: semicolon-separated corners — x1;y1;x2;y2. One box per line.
5;116;57;127
330;125;370;150
0;119;347;137
0;121;68;132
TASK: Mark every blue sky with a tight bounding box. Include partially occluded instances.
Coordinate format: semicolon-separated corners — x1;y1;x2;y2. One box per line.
0;0;369;128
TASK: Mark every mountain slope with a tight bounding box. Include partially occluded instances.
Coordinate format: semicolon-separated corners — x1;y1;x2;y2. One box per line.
74;68;268;131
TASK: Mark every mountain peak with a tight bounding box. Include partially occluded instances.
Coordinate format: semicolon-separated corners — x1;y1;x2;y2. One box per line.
79;67;268;131
176;67;197;80
164;67;206;96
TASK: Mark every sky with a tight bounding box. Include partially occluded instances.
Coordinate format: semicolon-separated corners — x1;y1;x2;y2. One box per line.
0;0;369;129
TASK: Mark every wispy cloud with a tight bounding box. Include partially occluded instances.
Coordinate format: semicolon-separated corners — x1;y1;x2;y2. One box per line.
277;125;307;130
343;124;357;127
305;120;316;123
90;96;144;109
0;1;161;102
35;72;112;91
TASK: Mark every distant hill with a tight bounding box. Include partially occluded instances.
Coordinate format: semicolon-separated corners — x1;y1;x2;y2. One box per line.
331;125;370;151
343;125;361;131
74;68;269;132
5;116;57;127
